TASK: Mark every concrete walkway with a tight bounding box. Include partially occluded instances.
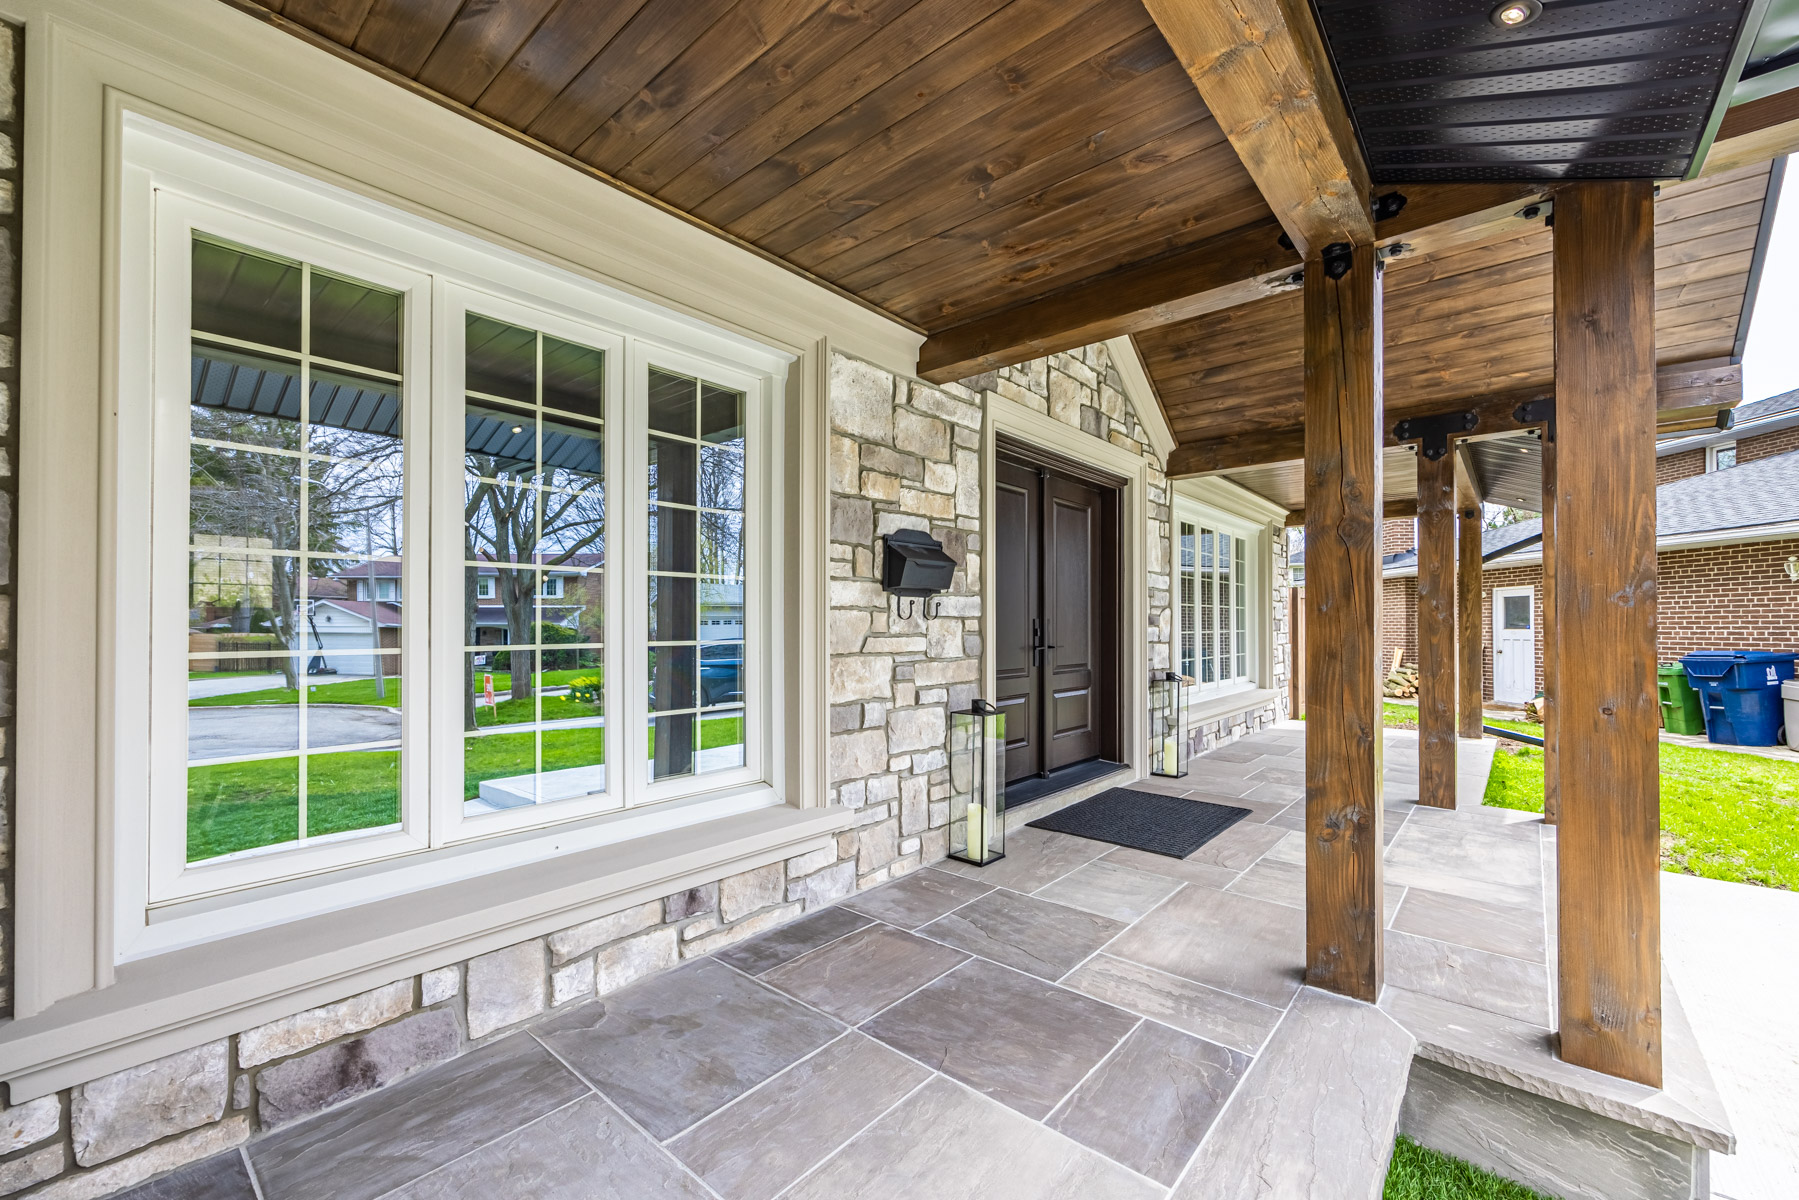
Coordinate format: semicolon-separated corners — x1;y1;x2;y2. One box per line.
1662;872;1799;1200
188;705;401;759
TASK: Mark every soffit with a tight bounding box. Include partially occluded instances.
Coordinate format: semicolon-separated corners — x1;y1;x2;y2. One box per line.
231;0;1269;335
1312;0;1758;182
1222;445;1421;513
1136;159;1774;444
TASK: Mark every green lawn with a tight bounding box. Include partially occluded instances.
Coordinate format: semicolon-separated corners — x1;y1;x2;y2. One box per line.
187;714;746;859
190;669;599;709
187;749;399;862
1484;735;1799;890
1385;1137;1553;1199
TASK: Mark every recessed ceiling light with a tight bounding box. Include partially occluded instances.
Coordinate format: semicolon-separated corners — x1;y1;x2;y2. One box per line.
1490;0;1542;28
511;424;524;434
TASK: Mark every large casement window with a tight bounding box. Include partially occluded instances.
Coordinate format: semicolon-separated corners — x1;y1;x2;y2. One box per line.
125;126;783;949
1175;510;1255;691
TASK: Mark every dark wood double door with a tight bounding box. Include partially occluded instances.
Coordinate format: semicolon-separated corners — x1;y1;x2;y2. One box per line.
994;442;1122;785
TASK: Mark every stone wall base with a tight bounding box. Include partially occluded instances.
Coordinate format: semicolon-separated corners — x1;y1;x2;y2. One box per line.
1400;1058;1711;1200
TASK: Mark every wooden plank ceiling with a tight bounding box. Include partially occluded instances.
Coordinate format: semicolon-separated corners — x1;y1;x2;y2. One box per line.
237;0;1271;334
1140;160;1775;446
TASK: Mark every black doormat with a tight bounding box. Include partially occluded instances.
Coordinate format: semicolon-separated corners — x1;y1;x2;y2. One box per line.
1027;788;1252;858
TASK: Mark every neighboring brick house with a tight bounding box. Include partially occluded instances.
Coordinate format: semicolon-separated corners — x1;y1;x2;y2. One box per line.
1373;395;1799;704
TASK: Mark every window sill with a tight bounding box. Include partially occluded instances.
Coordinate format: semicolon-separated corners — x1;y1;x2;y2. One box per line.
0;803;853;1100
1184;686;1280;728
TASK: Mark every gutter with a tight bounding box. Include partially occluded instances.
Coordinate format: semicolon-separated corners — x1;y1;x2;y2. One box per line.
1659;408;1799;456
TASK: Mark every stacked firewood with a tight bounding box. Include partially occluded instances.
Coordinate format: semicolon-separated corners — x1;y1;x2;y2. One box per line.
1382;649;1419;699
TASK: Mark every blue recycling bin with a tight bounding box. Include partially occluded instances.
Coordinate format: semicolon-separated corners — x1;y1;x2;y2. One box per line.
1680;652;1798;746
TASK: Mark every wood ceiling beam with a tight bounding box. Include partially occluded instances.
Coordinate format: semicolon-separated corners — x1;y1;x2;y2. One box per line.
916;183;1543;384
1141;0;1370;257
1167;357;1740;477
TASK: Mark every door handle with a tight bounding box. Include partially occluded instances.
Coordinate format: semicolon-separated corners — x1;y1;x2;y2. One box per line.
1031;619;1056;666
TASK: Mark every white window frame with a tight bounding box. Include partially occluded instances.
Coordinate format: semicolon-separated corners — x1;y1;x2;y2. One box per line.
1707;441;1737;472
1171;499;1264;697
112;116;791;960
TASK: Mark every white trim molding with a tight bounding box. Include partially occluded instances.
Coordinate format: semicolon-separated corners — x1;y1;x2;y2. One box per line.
980;391;1152;780
1104;335;1175;464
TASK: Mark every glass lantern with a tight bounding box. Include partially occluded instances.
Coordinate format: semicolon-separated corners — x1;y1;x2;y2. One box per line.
1150;671;1190;778
949;700;1006;866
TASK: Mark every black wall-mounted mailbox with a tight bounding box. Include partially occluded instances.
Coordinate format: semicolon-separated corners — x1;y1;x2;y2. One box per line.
882;529;956;597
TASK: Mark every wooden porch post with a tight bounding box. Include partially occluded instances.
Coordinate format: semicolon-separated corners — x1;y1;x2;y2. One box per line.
1416;450;1457;807
1457;475;1483;741
1541;434;1559;824
1304;240;1385;1002
1553;181;1662;1086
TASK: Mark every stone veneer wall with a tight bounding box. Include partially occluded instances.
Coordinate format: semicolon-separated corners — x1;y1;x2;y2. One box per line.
0;323;1289;1197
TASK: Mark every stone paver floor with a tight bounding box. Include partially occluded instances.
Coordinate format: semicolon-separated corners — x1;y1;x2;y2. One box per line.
122;725;1561;1200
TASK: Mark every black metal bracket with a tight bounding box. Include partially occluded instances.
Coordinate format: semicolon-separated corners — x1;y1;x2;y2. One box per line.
894;595;945;621
1514;396;1555;442
1372;191;1408;222
1393;410;1478;460
1321;242;1354;279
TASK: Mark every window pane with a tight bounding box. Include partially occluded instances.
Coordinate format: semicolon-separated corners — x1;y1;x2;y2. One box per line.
648;368;697;435
648;436;697;506
649;645;696;713
542;335;605;422
191;342;303;451
1199;531;1216;683
539;722;608;804
192;237;301;353
700;714;746;772
466;314;535;404
186;653;300;863
649;505;697;573
1179;523;1195;678
652;713;695;780
700;579;742;642
700;445;744;511
536;491;605;563
189;549;301;654
309;269;401;375
701;384;743;447
1503;595;1531;629
465;401;537;480
541;414;604;493
309;366;403;461
1235;537;1248;678
701;642;742;709
190;445;303;550
650;575;696;642
305;748;401;838
701;511;745;579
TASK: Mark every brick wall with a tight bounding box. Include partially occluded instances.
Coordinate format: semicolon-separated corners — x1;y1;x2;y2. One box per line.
1380;577;1418;674
1381;518;1416;556
1658;538;1799;659
1658;425;1799;484
1657;448;1705;484
1739;426;1799;466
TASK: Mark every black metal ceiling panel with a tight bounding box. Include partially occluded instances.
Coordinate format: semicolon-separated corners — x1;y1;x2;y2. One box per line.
1312;0;1760;181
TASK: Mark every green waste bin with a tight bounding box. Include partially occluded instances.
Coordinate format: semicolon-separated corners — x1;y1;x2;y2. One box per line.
1659;663;1705;735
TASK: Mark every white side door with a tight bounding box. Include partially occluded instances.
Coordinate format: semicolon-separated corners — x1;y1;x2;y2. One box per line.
1492;586;1537;703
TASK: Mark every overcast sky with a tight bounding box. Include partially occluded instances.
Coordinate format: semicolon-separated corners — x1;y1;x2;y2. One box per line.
1741;172;1799;404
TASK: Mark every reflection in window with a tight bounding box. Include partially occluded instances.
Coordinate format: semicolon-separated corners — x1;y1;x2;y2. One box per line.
462;314;610;815
647;368;745;781
186;235;404;864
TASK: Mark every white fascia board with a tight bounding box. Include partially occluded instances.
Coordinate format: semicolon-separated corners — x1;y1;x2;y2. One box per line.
1173;475;1290;526
1658;411;1799;456
1105;336;1176;464
1383;520;1799;576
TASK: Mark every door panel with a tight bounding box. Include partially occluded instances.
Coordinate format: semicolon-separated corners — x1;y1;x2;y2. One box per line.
1493;587;1536;703
995;461;1041;779
1045;480;1102;768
